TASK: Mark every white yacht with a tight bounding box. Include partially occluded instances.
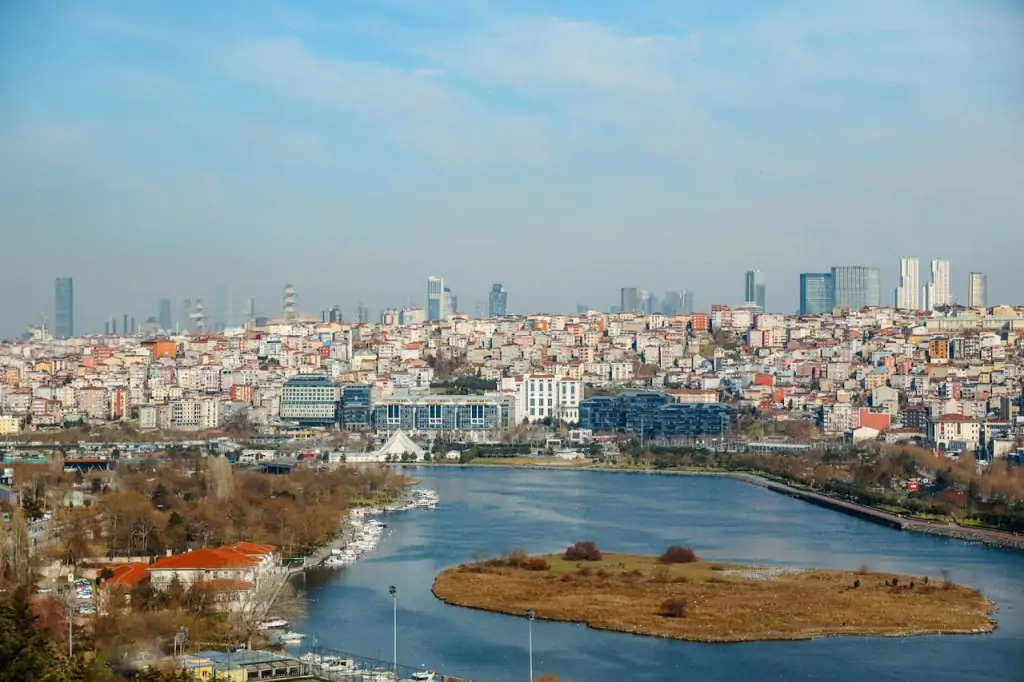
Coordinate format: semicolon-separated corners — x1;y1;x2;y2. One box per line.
407;670;438;681
278;631;306;642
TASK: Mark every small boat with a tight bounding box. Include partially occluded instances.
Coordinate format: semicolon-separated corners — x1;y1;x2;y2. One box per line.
258;618;289;630
278;631;306;642
408;670;438;681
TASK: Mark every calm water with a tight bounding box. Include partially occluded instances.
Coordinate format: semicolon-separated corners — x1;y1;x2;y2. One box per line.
296;468;1024;682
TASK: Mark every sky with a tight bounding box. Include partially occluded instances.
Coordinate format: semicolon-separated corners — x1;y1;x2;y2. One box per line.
1;0;1022;337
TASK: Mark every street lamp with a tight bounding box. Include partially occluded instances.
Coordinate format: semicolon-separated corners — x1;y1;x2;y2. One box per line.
525;610;535;682
388;585;398;679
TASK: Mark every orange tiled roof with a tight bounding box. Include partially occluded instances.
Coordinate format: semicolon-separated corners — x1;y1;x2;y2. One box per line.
104;562;150;589
150;548;260;571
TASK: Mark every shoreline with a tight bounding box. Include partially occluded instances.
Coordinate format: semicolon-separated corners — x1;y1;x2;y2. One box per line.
397;462;1024;552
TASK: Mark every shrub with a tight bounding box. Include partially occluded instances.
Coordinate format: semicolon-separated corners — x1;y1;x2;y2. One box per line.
506;548;527;567
659;546;699;564
649;566;671;584
853;578;861;589
521;557;550;571
659;597;688;618
857;564;870;575
577;566;594;577
564;540;602;561
485;557;509;568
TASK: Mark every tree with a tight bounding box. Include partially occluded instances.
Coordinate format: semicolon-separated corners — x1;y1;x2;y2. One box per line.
0;586;66;682
659;546;699;563
563;541;602;561
206;456;234;501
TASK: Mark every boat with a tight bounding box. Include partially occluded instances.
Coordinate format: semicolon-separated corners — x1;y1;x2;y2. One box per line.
278;631;306;642
258;618;289;630
407;670;438;681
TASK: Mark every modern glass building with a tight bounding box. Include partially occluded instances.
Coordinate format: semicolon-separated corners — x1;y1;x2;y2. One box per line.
280;374;342;426
799;273;834;315
158;298;172;331
427;276;444;321
831;266;881;310
488;283;507;317
578;396;621;432
620;287;640;313
744;270;767;310
579;392;734;437
340;385;373;430
372;395;514;434
55;277;74;338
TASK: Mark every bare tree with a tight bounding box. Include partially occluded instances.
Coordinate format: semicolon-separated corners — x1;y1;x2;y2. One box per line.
206;456;235;501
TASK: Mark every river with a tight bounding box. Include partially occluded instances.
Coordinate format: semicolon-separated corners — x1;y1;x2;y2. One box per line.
295;467;1024;682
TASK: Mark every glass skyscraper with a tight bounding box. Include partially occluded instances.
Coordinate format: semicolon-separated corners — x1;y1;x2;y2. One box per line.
158;298;172;331
488;283;507;317
427;276;444;321
744;270;766;310
830;266;881;310
799;273;834;315
55;277;74;338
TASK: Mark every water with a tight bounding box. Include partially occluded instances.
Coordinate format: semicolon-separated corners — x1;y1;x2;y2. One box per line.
296;468;1024;681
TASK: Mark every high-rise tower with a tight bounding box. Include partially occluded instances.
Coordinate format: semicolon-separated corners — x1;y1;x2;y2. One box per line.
427;276;445;321
55;277;74;338
968;272;987;308
895;257;920;310
744;270;766;310
488;284;508;317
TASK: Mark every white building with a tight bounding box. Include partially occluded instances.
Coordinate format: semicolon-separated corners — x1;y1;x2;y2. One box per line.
895;257;919;310
506;374;583;424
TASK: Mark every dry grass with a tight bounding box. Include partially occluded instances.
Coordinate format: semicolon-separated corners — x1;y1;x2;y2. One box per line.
432;553;995;643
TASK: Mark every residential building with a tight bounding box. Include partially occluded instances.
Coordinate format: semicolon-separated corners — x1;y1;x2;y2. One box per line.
279;374;341;426
427;276;444;321
0;415;22;435
831;266;881;310
926;259;952;309
744;270;767;310
509;374;583;424
55;277;74;338
928;413;981;451
488;284;508;317
895;257;920;310
799;273;834;315
968;272;987;308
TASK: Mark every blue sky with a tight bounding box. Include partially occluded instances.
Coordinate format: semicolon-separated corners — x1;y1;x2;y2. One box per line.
1;0;1022;335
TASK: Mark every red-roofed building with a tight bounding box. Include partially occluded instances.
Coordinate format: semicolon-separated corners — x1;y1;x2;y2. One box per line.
103;562;150;590
927;413;981;451
149;542;277;592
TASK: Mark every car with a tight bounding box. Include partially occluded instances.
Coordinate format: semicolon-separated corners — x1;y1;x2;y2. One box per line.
37;587;52;595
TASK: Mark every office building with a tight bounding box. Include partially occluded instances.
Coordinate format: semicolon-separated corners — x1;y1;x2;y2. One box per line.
488;284;508;317
578;391;733;437
799;273;834;315
831;266;880;310
662;291;682;316
340;385;373;430
925;259;952;310
242;298;256;322
443;287;457;316
427;276;444;321
968;272;987;308
744;270;766;310
279;374;342;426
681;291;694;315
895;257;920;310
508;374;583;424
158;299;172;331
620;287;640;313
372;394;515;435
55;277;74;338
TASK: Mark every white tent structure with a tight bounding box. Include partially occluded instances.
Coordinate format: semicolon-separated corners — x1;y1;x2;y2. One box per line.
375;430;425;461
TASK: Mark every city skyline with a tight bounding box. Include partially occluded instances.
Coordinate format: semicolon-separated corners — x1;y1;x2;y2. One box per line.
1;2;1022;337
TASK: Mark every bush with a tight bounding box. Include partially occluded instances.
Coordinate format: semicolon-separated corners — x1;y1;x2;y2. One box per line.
659;597;687;618
659;546;699;564
521;557;550;571
563;540;602;561
506;548;527;567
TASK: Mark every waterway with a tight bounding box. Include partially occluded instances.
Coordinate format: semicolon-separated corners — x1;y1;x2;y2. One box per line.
295;467;1024;681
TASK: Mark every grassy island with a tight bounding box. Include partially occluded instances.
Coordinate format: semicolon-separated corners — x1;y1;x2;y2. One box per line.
431;544;995;643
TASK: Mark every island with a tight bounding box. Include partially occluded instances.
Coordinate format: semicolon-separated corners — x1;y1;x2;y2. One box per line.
431;543;996;643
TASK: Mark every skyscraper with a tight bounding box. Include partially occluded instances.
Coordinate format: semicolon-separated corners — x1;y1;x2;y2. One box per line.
926;259;952;310
831;266;880;310
662;291;682;316
895;257;920;310
427;276;444;321
799;273;834;315
620;287;640;313
968;272;987;308
158;299;172;331
213;283;231;331
55;277;74;338
681;291;694;315
744;270;766;310
488;284;508;317
443;287;457;315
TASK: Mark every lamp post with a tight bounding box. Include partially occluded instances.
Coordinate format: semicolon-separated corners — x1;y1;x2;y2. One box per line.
389;585;398;679
526;610;535;682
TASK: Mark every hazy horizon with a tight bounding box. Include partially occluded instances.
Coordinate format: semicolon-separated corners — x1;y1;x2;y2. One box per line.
2;1;1022;337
